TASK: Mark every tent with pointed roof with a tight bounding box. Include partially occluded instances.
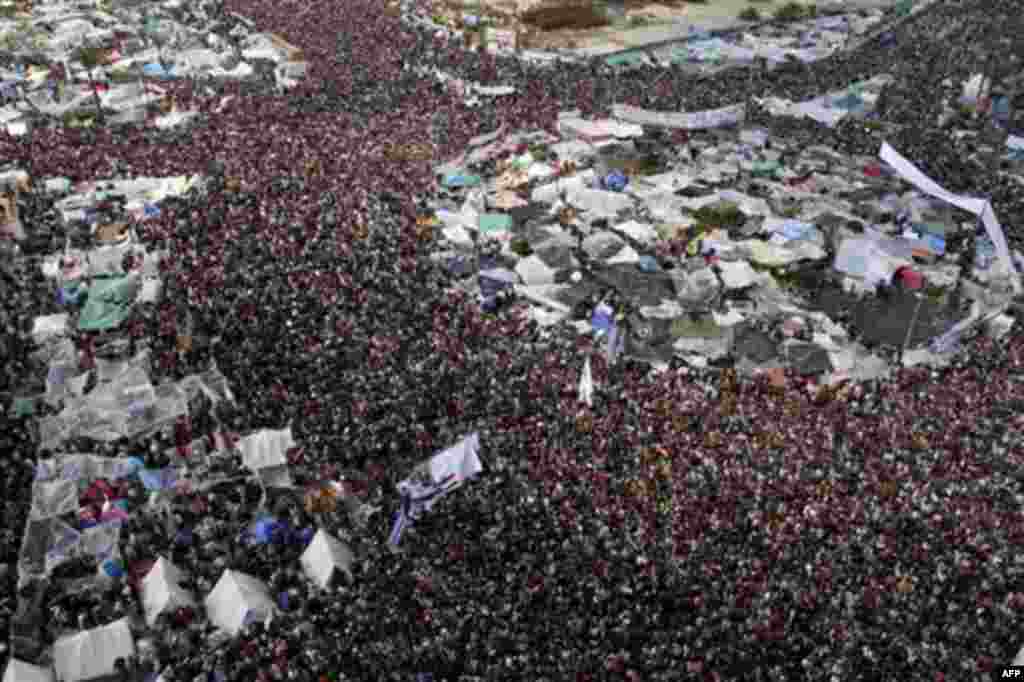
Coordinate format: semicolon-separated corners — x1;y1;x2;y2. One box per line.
300;529;354;589
141;556;195;627
205;569;276;635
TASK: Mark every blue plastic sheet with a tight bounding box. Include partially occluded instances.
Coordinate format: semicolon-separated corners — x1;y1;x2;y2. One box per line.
250;516;282;544
638;255;659;273
139;467;178;491
602;170;628;192
101;558;125;577
57;283;85;306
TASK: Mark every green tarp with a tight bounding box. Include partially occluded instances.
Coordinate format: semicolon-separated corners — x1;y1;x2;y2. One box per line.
442;173;482;188
78;276;138;331
605;51;647;67
479;213;513;234
751;160;781;178
13;397;36;417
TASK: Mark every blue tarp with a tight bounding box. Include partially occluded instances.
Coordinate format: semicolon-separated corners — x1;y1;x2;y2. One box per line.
250;516;291;545
139;467;178;491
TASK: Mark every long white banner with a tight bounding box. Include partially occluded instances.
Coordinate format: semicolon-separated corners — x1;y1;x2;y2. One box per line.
879;143;1020;294
612;103;746;131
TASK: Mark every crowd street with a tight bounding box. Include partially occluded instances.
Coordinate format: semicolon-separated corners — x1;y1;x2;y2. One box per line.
2;0;1024;680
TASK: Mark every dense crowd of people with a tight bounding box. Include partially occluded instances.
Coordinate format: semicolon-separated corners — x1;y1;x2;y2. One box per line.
2;0;1024;679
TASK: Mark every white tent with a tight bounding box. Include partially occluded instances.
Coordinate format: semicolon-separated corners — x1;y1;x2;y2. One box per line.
53;618;134;682
238;428;294;471
300;529;354;589
3;660;54;682
205;570;276;635
1013;644;1024;666
141;556;196;627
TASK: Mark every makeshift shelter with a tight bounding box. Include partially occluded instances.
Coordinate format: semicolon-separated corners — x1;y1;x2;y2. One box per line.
300;529;354;589
52;618;134;682
141;556;195;626
3;660;54;682
205;570;276;635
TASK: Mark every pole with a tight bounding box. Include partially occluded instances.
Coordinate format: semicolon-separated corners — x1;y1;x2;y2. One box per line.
901;294;924;363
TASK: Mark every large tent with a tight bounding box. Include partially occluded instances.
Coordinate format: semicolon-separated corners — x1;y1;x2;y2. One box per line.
140;556;196;627
205;569;276;635
300;529;354;589
52;618;134;682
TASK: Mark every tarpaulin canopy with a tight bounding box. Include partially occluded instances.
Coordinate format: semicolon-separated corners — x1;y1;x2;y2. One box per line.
77;276;139;331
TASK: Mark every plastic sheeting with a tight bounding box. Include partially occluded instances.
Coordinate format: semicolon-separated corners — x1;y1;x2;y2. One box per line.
30;478;79;520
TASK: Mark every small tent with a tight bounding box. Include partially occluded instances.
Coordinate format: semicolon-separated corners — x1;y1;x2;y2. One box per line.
1014;644;1024;666
3;660;54;682
141;556;195;626
53;618;134;682
205;570;276;635
238;428;294;472
300;529;354;589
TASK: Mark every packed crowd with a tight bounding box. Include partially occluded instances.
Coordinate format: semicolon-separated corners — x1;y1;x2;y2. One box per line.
2;0;1024;679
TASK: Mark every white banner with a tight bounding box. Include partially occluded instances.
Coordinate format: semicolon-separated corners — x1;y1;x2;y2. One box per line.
880;143;1019;293
612;103;746;131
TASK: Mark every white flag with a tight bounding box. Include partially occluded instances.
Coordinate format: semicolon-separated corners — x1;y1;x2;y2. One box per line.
397;432;483;515
390;433;483;546
579;357;593;407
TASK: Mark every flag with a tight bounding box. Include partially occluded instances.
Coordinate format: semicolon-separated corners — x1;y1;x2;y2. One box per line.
606;320;626;365
579;357;593;407
389;433;483;547
591;303;614;337
388;506;411;546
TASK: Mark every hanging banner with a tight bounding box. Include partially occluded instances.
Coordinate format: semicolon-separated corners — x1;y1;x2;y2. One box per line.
612;103;746;130
879;143;1019;293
